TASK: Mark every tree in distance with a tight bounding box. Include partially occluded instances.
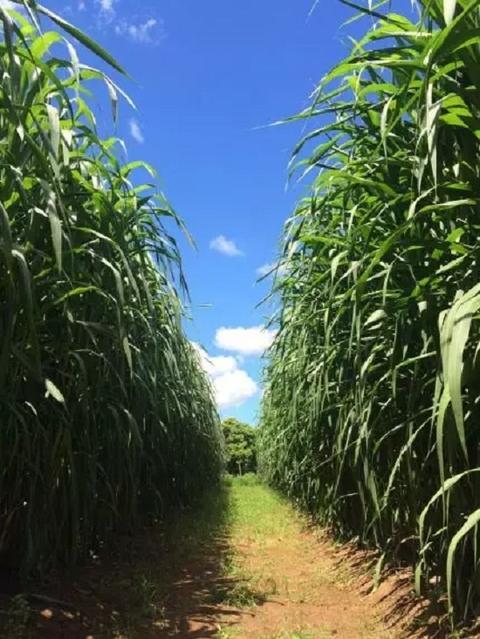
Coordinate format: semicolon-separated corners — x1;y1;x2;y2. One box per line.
222;418;257;476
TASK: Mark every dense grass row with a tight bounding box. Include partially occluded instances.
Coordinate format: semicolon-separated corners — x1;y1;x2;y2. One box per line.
0;2;223;574
259;0;480;624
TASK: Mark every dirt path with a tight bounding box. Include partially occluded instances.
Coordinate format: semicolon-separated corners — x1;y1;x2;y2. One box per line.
1;477;458;638
204;478;394;639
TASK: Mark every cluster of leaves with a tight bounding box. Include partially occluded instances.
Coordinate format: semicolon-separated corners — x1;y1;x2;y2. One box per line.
0;1;222;574
259;0;480;625
222;418;257;476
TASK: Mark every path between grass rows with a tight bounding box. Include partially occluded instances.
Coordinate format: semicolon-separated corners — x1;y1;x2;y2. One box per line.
173;476;394;639
17;477;440;638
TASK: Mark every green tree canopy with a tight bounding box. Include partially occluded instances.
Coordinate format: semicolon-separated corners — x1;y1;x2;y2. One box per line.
222;418;257;475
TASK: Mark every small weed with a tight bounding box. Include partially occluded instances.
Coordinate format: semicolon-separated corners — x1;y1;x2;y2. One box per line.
221;552;236;576
130;573;162;617
108;572;168;638
209;579;266;607
227;581;265;607
260;575;278;596
213;625;238;639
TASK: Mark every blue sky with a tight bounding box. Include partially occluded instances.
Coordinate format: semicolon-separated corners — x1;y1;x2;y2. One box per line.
43;0;361;423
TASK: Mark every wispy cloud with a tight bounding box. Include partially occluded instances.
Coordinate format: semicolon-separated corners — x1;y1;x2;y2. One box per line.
95;0;116;19
129;118;144;144
209;235;243;257
75;2;165;46
114;17;165;45
215;325;276;357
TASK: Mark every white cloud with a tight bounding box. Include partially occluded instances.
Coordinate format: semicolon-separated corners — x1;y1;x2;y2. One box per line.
73;2;165;46
209;235;243;257
193;345;237;378
0;0;14;9
193;343;258;409
215;325;276;356
257;261;287;278
115;17;164;45
129;118;144;144
214;370;258;409
95;0;116;18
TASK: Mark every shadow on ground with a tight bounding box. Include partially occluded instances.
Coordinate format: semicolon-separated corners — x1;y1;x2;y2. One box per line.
0;483;243;639
329;542;480;639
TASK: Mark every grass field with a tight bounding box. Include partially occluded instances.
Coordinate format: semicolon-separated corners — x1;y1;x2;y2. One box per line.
258;0;480;626
0;0;222;578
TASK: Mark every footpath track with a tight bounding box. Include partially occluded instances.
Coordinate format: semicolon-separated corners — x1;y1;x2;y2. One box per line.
7;477;458;638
